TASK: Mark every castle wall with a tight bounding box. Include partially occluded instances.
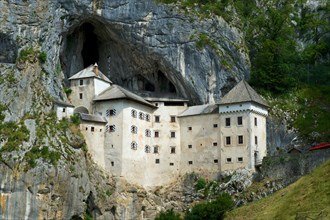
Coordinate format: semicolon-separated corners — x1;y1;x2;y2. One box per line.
249;112;267;167
69;78;96;113
94;78;111;96
179;113;220;179
55;106;74;120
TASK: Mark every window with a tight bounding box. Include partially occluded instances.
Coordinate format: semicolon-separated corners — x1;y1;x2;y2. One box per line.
79;79;83;86
226;136;231;145
213;124;218;128
237;116;243;125
109;125;116;132
131;142;137;150
213;142;218;146
170;116;176;122
145;129;151;137
131;125;137;134
155;103;159;107
153;146;159;154
238;157;243;162
188;127;192;131
131;110;137;118
91;127;95;132
155;115;160;122
255;136;258;145
225;118;231;127
145;114;150;121
170;131;175;138
214;159;218;163
188;144;192;149
139;112;144;120
170;146;176;154
62;108;66;113
188;161;193;165
79;93;83;99
155;159;160;164
100;129;102;132
154;131;159;138
85;127;88;131
238;135;244;144
106;109;116;117
255;117;257;126
111;161;114;166
169;163;174;166
226;158;232;163
145;145;151;153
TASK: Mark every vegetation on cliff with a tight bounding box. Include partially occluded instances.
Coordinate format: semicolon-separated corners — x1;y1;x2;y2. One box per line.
226;159;330;219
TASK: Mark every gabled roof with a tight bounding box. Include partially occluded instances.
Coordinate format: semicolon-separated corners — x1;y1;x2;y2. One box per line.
93;85;156;108
53;98;74;107
219;80;268;107
178;104;218;117
80;113;107;123
68;64;112;83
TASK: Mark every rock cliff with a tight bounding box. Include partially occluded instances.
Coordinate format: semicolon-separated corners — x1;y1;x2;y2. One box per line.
0;0;250;219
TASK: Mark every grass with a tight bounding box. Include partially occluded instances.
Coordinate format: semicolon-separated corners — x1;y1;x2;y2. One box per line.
226;159;330;219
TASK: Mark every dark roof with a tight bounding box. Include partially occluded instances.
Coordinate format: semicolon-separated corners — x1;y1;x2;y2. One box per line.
178;104;218;117
93;85;156;108
79;113;107;123
68;64;112;83
219;80;268;107
309;143;330;151
53;99;74;107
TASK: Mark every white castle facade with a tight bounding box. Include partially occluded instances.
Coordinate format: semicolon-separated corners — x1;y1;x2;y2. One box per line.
55;64;268;188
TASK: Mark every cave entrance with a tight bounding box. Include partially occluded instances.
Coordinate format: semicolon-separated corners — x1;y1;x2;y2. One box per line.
81;23;99;67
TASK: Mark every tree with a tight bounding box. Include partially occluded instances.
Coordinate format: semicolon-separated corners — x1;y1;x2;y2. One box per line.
155;209;182;220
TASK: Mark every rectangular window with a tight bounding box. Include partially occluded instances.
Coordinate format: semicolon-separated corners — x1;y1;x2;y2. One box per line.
79;93;83;99
214;159;218;163
170;146;176;154
255;136;258;145
188;161;193;165
155;159;160;164
145;114;150;121
170;116;176;122
91;127;95;132
155;115;160;123
255;117;258;126
226;136;231;145
154;131;159;138
225;118;231;127
62;108;66;113
213;142;218;146
169;163;174;166
188;144;192;149
109;125;116;132
79;79;83;86
188;127;192;131
111;161;114;166
238;157;243;162
238;135;244;144
110;109;116;116
171;131;175;138
237;116;243;125
154;146;159;154
226;158;232;163
213;124;218;128
139;112;144;120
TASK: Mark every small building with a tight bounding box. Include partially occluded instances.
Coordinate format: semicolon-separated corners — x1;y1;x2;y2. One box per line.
53;99;74;120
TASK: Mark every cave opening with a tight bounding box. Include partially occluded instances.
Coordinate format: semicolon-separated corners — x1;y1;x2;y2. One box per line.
81;23;99;67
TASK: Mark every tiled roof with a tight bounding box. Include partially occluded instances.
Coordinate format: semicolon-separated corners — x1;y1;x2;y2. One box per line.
68;64;112;83
93;85;156;108
80;113;107;123
219;80;268;107
53;99;74;107
178;104;218;117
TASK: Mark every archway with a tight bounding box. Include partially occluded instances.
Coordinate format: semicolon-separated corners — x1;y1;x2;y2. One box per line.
74;106;89;114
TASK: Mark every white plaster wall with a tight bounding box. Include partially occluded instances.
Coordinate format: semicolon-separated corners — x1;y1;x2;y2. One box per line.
249;112;267;167
80;121;106;169
55;106;74;120
179;113;220;180
219;102;268;116
94;78;111;96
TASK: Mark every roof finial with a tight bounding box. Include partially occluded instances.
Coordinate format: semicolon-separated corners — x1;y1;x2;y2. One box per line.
93;63;99;76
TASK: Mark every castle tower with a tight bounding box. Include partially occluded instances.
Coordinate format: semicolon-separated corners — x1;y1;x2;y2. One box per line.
218;80;268;171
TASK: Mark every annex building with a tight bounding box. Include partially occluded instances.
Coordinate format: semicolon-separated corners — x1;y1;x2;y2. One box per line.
55;64;268;188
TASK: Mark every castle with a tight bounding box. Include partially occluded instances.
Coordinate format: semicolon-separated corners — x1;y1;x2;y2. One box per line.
55;64;268;188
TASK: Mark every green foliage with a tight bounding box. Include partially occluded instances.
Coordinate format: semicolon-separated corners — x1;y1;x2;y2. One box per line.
64;87;72;96
185;193;234;220
84;212;93;220
195;177;206;190
38;51;47;63
155;209;182;220
70;114;81;125
25;146;61;168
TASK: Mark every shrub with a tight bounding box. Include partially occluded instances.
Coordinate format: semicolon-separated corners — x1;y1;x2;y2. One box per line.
38;51;47;63
185;193;234;220
70;114;81;125
195;177;207;190
155;209;182;220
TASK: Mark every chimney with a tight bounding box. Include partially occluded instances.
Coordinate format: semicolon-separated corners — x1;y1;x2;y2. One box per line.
93;63;99;76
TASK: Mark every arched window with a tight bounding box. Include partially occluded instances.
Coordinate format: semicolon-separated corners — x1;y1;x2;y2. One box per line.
131;125;137;134
131;141;137;150
145;145;151;153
